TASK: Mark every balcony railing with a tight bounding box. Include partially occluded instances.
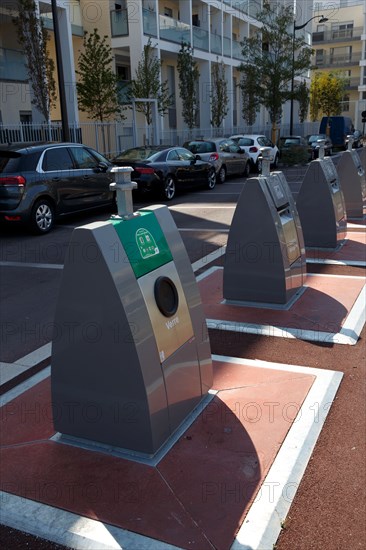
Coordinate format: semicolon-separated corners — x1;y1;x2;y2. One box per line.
211;33;222;55
143;8;157;37
0;48;27;81
110;9;129;37
312;27;363;43
159;15;190;44
223;36;231;57
344;77;362;89
314;52;362;67
193;26;209;52
223;0;262;16
232;39;244;60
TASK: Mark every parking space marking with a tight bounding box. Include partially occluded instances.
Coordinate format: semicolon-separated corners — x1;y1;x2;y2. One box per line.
192;245;226;272
178;228;229;233
169;205;236;209
0;261;63;269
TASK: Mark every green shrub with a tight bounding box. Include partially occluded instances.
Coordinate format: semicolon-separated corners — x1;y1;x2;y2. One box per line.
281;146;309;166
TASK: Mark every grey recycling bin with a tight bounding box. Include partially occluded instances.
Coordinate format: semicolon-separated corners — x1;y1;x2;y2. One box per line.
336;137;366;218
51;200;212;455
296;148;347;248
224;150;306;305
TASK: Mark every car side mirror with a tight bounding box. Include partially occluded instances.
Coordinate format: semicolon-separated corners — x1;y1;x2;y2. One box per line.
195;154;201;161
94;161;109;173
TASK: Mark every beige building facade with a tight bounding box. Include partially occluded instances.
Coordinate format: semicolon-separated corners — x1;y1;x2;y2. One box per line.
3;0;352;150
312;0;366;128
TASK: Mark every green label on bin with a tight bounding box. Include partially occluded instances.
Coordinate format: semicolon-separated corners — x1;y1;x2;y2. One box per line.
111;211;172;278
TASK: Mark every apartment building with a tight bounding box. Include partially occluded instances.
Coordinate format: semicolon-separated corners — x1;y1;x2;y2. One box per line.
0;0;80;128
1;0;316;149
312;0;366;127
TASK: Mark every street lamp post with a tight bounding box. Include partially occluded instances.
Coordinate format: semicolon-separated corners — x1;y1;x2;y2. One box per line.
51;0;70;142
289;15;328;135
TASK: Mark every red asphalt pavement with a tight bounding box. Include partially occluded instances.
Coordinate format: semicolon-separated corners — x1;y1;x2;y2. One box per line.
1;258;365;550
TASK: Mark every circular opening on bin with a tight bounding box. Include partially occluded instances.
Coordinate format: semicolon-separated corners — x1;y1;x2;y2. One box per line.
154;276;179;317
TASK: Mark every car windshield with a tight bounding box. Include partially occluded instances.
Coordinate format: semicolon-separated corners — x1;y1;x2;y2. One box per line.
280;138;300;146
184;141;215;154
237;138;253;146
115;148;164;161
308;135;325;143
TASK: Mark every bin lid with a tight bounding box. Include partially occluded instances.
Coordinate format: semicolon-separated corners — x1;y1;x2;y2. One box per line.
111;211;173;279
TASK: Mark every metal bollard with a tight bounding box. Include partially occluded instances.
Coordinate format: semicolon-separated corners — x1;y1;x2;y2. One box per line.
346;135;354;151
316;139;326;160
260;147;272;177
110;166;139;219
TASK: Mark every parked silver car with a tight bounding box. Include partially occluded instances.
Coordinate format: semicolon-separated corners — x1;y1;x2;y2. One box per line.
183;138;250;183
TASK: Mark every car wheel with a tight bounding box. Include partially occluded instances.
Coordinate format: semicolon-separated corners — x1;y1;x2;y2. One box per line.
30;198;55;234
218;166;226;184
327;148;333;156
207;168;216;190
161;175;176;200
243;161;250;178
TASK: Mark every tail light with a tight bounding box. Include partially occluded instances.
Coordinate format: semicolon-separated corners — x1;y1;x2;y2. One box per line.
249;147;259;153
209;153;219;162
0;176;26;186
136;167;155;174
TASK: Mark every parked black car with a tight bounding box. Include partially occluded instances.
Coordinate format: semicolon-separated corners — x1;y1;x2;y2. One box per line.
306;134;333;158
352;130;363;148
112;146;217;200
0;142;115;233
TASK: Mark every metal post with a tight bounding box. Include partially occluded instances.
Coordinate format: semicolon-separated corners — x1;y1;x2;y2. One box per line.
289;23;296;136
51;0;70;142
290;15;328;136
346;135;354;151
317;139;326;160
110;167;138;219
260;147;271;177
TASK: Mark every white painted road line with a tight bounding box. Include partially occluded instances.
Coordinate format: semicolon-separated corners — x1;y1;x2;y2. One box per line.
0;344;52;390
0;261;63;269
228;356;343;550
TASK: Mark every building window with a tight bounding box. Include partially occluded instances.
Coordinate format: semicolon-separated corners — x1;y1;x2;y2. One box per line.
330;46;352;63
20;111;32;124
315;49;324;65
331;21;353;39
117;66;129;81
164;7;173;17
341;94;350;112
192;14;200;27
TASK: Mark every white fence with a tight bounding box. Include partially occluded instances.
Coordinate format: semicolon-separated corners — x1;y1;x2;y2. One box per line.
0;120;320;158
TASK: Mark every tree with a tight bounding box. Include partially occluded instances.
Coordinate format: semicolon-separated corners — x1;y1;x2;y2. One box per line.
296;80;310;123
309;71;346;122
240;66;260;126
76;29;124;123
239;3;313;141
210;59;228;129
129;39;172;127
177;42;200;130
13;0;56;123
